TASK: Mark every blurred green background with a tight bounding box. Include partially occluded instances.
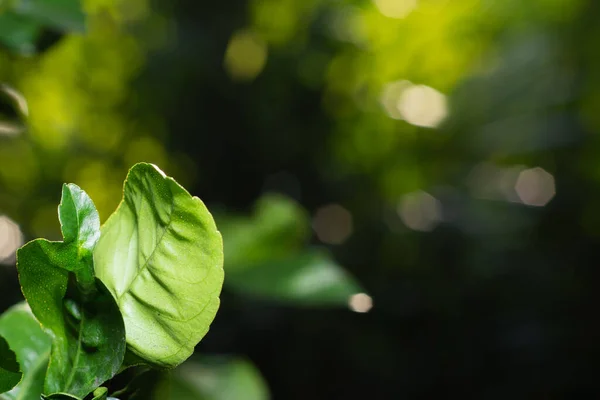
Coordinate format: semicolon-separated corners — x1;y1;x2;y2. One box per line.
2;0;600;398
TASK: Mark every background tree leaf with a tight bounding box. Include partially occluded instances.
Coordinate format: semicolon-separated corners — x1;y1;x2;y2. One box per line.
225;248;364;307
0;303;51;400
16;185;125;398
216;194;309;272
94;163;224;369
11;0;85;33
218;194;365;307
156;356;270;400
0;12;41;55
0;336;21;394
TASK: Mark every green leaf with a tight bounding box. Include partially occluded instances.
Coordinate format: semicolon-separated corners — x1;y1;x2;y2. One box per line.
0;336;21;394
217;194;309;271
59;183;100;252
0;303;51;400
12;0;85;32
94;163;224;369
16;185;125;398
0;12;41;55
226;249;363;307
91;387;107;400
57;183;100;291
162;357;270;400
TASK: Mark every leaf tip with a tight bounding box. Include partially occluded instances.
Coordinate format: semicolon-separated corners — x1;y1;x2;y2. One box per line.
150;163;167;178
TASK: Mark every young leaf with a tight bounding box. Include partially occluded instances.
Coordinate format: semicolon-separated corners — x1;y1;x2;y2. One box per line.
91;387;107;400
0;303;51;400
58;183;100;291
94;163;224;368
17;185;125;398
0;336;21;394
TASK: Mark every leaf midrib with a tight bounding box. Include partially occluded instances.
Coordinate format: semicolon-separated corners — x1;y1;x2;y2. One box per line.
115;189;175;303
63;314;84;392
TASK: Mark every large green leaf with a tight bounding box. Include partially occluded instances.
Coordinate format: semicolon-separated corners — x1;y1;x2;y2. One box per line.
94;163;224;369
17;184;125;398
226;248;363;306
0;303;51;400
0;336;21;394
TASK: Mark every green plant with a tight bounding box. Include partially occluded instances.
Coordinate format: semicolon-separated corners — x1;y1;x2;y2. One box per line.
0;162;224;399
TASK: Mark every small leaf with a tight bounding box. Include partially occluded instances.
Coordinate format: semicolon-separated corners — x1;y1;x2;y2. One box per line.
0;303;51;400
91;387;107;400
0;336;21;394
59;183;100;252
226;249;364;307
17;185;125;398
94;163;224;368
58;183;101;290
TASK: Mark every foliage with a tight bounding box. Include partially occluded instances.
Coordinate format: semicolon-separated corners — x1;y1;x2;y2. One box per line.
218;194;363;306
3;0;598;398
0;163;224;399
0;0;84;55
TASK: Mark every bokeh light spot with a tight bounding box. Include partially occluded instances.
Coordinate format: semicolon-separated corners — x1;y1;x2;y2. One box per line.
397;84;448;128
398;191;441;232
348;293;373;313
224;30;268;82
515;167;556;206
373;0;418;19
380;80;412;120
312;204;353;245
0;216;23;265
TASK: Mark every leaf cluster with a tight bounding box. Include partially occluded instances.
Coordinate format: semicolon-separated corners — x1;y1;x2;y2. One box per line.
0;163;224;399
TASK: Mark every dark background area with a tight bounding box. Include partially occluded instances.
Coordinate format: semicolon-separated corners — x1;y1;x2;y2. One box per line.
3;0;600;398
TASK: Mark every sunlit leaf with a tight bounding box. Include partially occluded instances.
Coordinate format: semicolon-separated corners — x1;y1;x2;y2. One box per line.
17;185;125;398
226;249;363;306
0;303;51;400
94;163;224;368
